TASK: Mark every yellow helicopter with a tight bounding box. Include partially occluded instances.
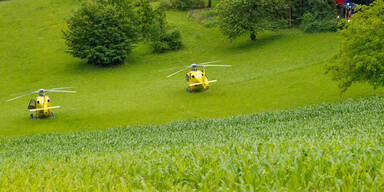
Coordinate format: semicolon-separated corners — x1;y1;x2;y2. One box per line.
7;87;76;119
167;61;231;92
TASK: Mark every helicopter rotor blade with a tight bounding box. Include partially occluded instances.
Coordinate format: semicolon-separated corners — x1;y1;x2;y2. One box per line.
163;61;219;72
159;65;188;72
9;90;36;96
198;64;232;67
197;61;219;65
46;90;76;93
49;87;73;90
10;87;73;96
6;91;38;102
165;61;228;77
167;68;188;78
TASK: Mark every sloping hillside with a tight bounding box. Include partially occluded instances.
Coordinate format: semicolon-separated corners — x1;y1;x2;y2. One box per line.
0;0;382;135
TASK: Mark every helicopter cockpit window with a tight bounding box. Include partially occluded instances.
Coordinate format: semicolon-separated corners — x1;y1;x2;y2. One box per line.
28;99;36;109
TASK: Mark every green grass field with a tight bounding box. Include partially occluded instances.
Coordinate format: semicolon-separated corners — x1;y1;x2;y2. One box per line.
1;96;383;190
1;0;383;136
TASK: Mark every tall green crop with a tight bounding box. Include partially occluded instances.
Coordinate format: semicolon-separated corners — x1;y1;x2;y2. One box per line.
0;96;384;191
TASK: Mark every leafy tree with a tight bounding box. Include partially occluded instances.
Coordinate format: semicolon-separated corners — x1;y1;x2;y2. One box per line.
326;0;384;91
286;0;337;29
300;12;338;33
217;0;288;40
300;0;337;33
350;0;375;5
136;0;182;53
162;0;205;10
63;0;138;66
135;0;159;39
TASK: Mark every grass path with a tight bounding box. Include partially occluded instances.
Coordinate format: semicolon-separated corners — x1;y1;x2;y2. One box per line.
0;0;383;136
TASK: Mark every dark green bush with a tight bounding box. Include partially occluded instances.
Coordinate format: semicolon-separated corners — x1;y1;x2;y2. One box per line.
188;9;218;28
161;0;205;10
217;0;288;40
63;0;138;66
151;29;183;53
300;12;338;33
287;0;336;25
350;0;375;5
136;0;182;53
291;0;338;33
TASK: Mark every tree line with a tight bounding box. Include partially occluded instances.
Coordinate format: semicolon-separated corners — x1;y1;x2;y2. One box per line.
63;0;384;92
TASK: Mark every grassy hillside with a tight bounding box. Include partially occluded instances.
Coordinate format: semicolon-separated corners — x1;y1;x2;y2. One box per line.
0;0;383;136
1;96;383;190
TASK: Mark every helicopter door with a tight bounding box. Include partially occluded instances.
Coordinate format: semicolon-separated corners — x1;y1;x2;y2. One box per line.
27;99;36;109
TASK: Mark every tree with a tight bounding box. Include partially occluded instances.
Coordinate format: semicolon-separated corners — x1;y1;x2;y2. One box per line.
326;0;384;91
217;0;288;40
135;0;182;53
285;0;336;28
63;0;138;66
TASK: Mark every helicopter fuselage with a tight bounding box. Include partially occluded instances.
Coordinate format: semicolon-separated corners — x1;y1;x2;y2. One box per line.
34;95;53;118
186;70;210;92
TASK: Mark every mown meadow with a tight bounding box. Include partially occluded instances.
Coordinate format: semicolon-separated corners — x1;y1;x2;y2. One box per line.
0;0;383;136
1;96;384;190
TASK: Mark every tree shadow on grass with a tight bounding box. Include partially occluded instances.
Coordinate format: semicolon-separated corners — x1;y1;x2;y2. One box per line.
224;32;283;54
70;54;138;75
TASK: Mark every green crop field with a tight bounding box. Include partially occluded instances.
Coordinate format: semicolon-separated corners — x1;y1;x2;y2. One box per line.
1;96;384;190
0;0;383;136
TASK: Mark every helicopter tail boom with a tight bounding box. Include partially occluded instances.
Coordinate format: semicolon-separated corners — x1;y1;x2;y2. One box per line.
29;106;61;112
189;80;217;86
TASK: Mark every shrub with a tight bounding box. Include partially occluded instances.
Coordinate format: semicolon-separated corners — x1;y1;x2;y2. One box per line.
151;29;183;53
326;0;384;91
136;0;182;53
287;0;336;25
161;0;205;10
63;0;138;66
350;0;375;5
188;9;218;28
217;0;288;40
300;12;338;33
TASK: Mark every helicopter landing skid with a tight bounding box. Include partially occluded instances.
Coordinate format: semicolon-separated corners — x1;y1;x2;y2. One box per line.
186;87;192;93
